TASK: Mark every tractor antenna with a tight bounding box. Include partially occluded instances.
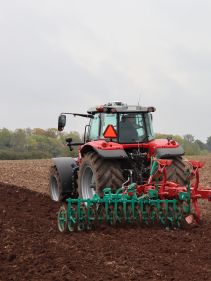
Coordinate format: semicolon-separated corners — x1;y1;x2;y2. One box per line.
138;92;141;106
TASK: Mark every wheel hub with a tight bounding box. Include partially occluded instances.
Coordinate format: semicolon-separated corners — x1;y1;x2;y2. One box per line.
81;165;96;199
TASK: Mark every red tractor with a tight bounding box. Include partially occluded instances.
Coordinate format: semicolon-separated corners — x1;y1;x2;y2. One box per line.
50;102;188;200
49;102;211;231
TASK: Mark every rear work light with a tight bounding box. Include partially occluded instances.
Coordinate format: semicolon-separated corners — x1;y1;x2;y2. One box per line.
147;107;156;112
96;106;117;113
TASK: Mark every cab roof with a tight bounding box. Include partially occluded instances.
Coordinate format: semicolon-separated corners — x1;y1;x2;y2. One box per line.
87;102;156;114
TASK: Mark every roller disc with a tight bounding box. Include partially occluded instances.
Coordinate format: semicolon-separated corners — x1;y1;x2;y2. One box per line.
160;204;167;226
57;204;68;233
77;204;87;231
107;205;116;226
150;206;160;225
87;205;97;230
167;205;176;228
143;205;151;226
134;204;142;226
97;204;107;228
68;205;77;232
115;204;124;225
126;205;134;224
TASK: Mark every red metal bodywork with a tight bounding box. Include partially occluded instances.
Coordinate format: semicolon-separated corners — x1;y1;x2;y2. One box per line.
132;159;211;221
82;139;180;150
80;139;180;159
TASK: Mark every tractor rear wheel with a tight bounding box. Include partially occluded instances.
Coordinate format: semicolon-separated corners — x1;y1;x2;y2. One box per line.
166;156;188;185
78;152;124;198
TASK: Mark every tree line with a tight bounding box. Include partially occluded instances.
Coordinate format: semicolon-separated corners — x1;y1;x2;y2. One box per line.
0;128;81;160
0;128;210;160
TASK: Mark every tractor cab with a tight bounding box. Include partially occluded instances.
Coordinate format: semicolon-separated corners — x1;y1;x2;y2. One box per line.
87;102;155;144
57;101;156;146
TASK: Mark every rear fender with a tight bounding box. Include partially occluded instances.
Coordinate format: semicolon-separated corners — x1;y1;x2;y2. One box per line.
52;157;78;195
80;143;128;159
155;146;184;158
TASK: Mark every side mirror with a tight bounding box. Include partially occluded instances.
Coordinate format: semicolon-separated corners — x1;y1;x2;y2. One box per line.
58;114;66;131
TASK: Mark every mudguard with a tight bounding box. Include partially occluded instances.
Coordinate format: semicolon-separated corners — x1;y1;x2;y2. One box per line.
52;157;77;195
93;147;128;159
155;146;184;158
80;143;128;159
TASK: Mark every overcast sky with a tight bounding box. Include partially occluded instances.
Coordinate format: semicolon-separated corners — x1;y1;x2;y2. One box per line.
0;0;211;141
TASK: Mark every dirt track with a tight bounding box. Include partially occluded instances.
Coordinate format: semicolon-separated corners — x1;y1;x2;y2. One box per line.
0;157;211;280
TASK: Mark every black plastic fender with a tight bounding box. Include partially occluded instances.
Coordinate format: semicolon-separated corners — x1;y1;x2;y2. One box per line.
50;157;78;201
94;148;128;159
80;144;128;159
155;146;184;158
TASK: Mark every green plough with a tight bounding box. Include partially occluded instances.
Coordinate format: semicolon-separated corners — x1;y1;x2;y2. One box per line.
57;183;191;232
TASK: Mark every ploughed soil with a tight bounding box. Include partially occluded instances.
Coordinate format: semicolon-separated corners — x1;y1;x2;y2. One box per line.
0;156;211;281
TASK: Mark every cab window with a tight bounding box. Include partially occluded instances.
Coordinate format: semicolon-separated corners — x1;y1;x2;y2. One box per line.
145;113;155;140
119;113;146;143
89;114;100;140
100;113;117;140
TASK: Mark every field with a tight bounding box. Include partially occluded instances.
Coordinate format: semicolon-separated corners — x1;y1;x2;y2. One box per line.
0;156;211;281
